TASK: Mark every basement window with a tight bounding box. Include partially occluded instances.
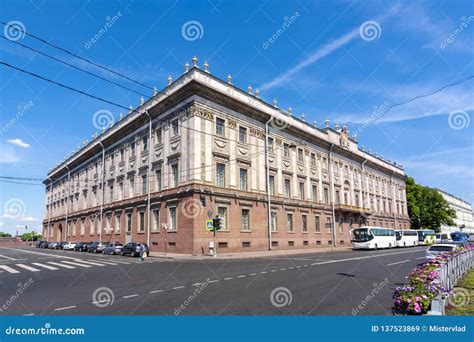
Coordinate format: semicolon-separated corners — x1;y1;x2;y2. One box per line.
339;240;344;245
316;240;321;245
303;240;309;246
242;241;251;248
288;241;295;247
328;240;332;245
168;242;176;247
272;241;279;247
218;242;228;248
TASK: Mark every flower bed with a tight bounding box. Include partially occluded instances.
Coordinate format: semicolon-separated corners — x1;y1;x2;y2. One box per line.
393;246;473;315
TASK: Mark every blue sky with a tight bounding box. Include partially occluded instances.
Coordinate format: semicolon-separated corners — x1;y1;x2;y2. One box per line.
0;0;473;236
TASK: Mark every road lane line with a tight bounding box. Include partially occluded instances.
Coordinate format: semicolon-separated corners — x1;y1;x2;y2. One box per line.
192;283;202;286
387;260;411;266
3;248;83;260
0;265;20;273
249;273;257;276
288;267;294;269
0;254;17;260
237;275;246;278
149;290;163;294
416;256;426;260
32;263;58;270
260;271;267;274
54;306;76;311
123;294;139;299
23;313;34;316
74;259;107;266
172;286;185;290
88;260;118;265
60;261;91;268
16;264;40;272
224;277;233;280
280;268;287;271
47;261;75;269
208;280;219;283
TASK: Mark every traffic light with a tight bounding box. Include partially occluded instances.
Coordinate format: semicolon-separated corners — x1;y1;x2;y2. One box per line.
213;216;222;231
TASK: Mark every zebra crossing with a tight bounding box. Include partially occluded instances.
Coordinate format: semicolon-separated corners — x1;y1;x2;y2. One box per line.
0;257;155;275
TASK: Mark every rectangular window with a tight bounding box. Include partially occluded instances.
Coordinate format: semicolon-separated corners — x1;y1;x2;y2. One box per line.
142;136;148;152
171;120;179;136
120;148;124;162
324;188;329;204
301;214;307;232
325;216;333;232
115;213;121;233
80;220;85;235
109;185;114;202
172;164;179;187
312;185;318;201
130;142;136;157
239;126;247;143
218;207;227;230
315;215;320;232
270;211;277;232
126;213;132;233
239;168;248;191
322;157;328;170
216;163;225;187
335;190;341;204
338;218;343;233
156;127;162;144
138;211;145;232
169;207;177;231
283;143;290;158
105;215;111;234
311;153;316;166
285;179;291;198
355;194;359;207
110;153;114;166
119;182;124;200
90;217;95;235
152;209;159;232
286;213;294;232
268;137;274;152
299;182;305;200
142;175;147;195
129;177;135;197
269;175;275;196
156;169;162;191
241;209;250;231
216;117;225;136
298;148;303;162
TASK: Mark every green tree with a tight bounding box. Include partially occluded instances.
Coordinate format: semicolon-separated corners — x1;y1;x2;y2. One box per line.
0;232;12;237
20;232;41;241
405;177;456;232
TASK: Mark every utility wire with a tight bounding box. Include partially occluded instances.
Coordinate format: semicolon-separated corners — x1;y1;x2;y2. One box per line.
1;36;148;97
0;21;154;90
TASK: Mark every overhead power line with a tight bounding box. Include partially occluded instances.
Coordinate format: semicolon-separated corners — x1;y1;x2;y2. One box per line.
0;176;44;181
0;21;154;90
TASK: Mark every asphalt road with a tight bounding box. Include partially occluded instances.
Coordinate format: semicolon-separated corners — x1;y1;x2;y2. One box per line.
0;246;428;316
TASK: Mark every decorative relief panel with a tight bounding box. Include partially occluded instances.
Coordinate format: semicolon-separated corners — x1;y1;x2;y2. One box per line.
228;120;237;129
237;146;248;156
249;127;265;139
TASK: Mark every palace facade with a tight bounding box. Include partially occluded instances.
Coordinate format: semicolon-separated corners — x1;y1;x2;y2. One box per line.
43;60;410;254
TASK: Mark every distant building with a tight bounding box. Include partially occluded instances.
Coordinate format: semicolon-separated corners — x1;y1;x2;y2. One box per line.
43;58;410;255
435;189;474;234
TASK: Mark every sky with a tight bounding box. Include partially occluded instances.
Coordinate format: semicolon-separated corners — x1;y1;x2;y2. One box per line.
0;0;473;236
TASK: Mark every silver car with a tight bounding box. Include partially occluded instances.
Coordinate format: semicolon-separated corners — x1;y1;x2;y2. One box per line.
103;243;123;255
425;244;456;260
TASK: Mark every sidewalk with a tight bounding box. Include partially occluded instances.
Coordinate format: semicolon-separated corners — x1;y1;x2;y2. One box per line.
149;246;352;260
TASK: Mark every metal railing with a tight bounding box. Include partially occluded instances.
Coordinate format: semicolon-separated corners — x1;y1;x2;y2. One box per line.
428;249;474;315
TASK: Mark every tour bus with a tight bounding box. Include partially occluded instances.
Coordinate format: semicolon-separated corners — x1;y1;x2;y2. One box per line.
450;231;469;242
417;229;436;245
351;227;396;250
394;229;419;247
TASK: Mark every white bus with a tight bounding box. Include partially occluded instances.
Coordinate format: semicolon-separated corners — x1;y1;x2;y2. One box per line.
395;229;418;247
417;229;436;245
351;227;396;250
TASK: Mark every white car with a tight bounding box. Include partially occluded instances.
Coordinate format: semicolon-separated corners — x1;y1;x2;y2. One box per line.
425;244;457;260
63;242;76;250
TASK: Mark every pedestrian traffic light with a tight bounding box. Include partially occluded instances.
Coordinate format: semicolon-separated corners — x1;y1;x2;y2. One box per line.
213;216;222;231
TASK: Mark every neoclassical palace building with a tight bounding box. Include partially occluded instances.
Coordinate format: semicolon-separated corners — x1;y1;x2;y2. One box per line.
43;58;410;254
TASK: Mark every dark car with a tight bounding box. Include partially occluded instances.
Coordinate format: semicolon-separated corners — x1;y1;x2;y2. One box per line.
55;242;67;250
36;240;48;248
103;243;123;255
88;242;107;253
73;242;85;251
121;242;149;257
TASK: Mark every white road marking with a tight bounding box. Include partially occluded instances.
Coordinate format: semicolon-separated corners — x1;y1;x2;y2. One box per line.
122;294;139;299
0;265;20;273
387;260;411;266
0;254;17;260
296;265;302;268
249;273;257;276
61;261;91;268
47;261;75;269
192;283;202;286
74;259;106;266
3;248;81;260
172;286;185;290
236;275;245;278
208;280;219;283
416;256;426;260
288;267;294;269
224;277;233;280
260;271;268;274
16;264;40;272
312;250;425;266
54;306;76;311
23;313;34;316
32;263;58;270
88;260;118;265
280;268;287;271
149;290;163;294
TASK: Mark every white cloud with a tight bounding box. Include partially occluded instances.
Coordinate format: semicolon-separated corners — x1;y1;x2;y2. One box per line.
0;146;21;163
7;138;30;148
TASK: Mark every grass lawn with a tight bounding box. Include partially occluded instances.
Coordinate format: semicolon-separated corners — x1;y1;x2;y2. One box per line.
446;269;474;315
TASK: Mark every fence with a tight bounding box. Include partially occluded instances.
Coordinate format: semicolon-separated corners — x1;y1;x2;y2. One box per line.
428;248;474;315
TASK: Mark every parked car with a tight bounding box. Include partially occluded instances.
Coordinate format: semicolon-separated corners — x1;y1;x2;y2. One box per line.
55;242;67;249
63;242;76;250
435;233;451;244
103;243;123;255
36;240;48;248
88;242;108;253
425;244;457;260
48;242;58;249
121;242;149;257
80;242;92;252
73;242;85;251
